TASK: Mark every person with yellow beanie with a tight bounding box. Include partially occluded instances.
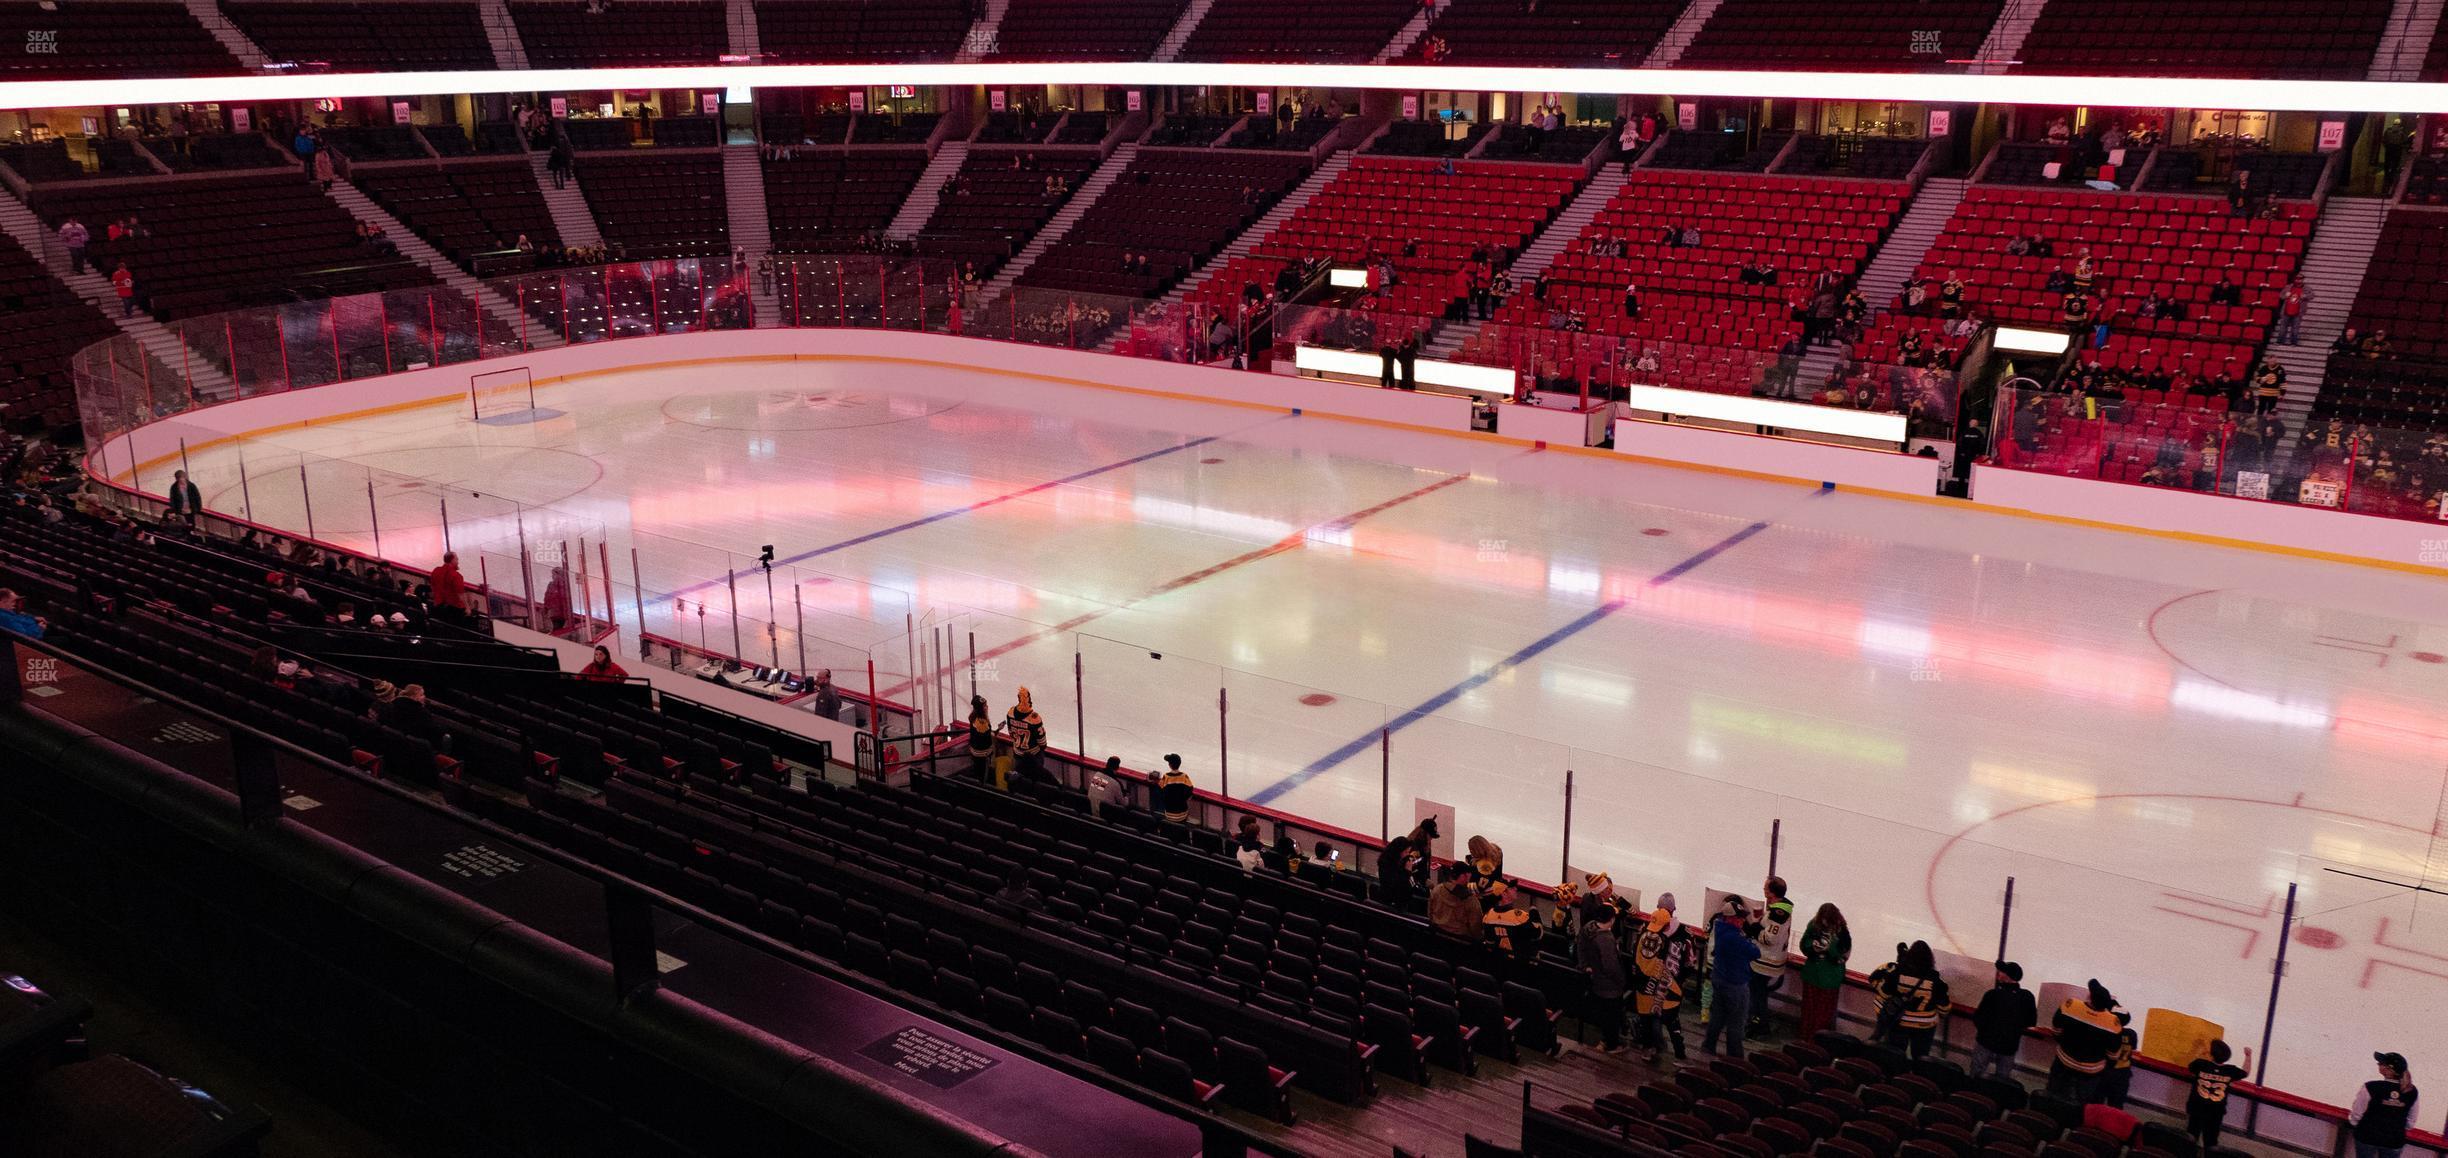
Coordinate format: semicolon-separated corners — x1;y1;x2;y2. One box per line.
1632;894;1692;1064
1003;687;1046;784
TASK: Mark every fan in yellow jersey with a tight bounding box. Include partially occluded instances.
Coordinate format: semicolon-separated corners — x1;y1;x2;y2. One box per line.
1002;687;1046;784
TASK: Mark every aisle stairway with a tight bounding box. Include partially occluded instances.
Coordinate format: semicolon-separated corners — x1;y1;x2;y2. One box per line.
886;144;969;240
1640;0;1728;68
1790;177;1969;389
955;0;1011;61
2261;197;2390;421
1372;0;1450;63
0;193;233;398
2370;0;2447;80
1424;165;1631;359
527;153;605;249
321;178;560;351
1849;177;1967;321
1162;151;1351;308
977;144;1138;307
478;0;531;69
1153;0;1216;62
727;0;761;57
721;144;778;322
1967;0;2048;73
183;0;269;70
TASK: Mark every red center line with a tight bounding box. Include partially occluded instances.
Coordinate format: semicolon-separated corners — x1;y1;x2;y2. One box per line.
881;471;1475;697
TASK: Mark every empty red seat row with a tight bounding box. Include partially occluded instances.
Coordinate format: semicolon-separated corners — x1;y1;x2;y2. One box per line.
1184;158;1584;319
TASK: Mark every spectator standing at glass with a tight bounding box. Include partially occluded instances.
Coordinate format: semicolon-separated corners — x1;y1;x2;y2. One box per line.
1794;903;1849;1039
1968;961;2036;1080
2350;1053;2419;1158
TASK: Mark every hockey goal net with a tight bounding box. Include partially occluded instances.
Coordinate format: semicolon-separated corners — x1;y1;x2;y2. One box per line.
470;366;534;421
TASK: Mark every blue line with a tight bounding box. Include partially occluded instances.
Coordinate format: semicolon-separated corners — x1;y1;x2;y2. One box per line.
1245;499;1810;806
667;434;1221;598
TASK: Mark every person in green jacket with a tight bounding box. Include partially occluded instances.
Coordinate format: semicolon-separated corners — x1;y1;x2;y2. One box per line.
1795;903;1851;1039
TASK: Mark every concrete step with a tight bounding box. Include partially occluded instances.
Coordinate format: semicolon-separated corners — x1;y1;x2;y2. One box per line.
323;178;557;350
1641;0;1728;67
1373;0;1450;63
727;0;761;57
955;0;1010;61
2257;197;2390;412
528;153;605;249
1968;0;2048;74
2369;0;2446;80
888;143;970;240
1153;0;1216;62
721;145;778;319
185;0;270;70
1168;151;1353;302
980;144;1139;305
0;191;234;397
1426;166;1632;358
477;0;531;69
1853;177;1970;317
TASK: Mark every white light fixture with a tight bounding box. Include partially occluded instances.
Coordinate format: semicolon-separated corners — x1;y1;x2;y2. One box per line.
1995;326;2072;355
4;63;2446;114
1624;383;1908;444
1328;267;1369;289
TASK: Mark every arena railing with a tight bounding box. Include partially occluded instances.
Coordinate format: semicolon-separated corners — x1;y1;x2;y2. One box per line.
819;585;2448;1134
65;263;2448;1136
0;627;1284;1157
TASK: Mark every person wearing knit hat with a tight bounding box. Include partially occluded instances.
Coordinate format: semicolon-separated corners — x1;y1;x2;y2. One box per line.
1003;687;1046;785
1703;895;1764;1058
1155;752;1193;822
1969;961;2037;1082
1426;862;1480;942
2048;979;2129;1102
1482;885;1537;964
1632;896;1692;1064
1575;900;1629;1054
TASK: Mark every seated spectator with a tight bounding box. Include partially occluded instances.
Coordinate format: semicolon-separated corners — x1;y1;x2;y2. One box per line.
990;868;1043;918
579;645;628;682
1482;885;1538;962
1427;863;1480;940
0;588;47;639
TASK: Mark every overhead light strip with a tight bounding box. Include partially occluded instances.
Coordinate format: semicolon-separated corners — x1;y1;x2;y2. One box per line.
1;64;2443;113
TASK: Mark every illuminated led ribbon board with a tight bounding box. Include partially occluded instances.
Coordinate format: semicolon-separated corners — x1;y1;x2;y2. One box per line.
1624;383;1910;445
6;65;2447;113
1294;344;1519;396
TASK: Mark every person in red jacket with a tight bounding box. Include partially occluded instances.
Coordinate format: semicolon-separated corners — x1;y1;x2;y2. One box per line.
429;551;468;621
579;645;627;682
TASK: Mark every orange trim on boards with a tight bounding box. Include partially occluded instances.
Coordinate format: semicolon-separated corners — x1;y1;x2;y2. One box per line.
91;346;2448;580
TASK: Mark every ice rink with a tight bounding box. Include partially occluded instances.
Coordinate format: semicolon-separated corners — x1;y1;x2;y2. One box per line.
168;356;2448;1095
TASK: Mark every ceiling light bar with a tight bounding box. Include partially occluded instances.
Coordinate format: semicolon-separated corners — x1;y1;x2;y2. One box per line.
2;63;2443;114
